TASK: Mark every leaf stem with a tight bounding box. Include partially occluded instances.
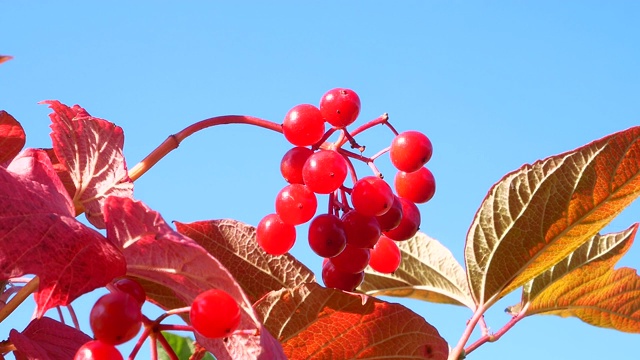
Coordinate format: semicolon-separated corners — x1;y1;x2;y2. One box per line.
448;303;487;360
464;303;529;355
0;277;39;323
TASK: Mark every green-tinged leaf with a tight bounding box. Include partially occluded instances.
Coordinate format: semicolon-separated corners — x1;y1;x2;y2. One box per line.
359;232;475;309
465;126;640;306
254;282;449;360
175;219;315;303
158;333;215;360
524;224;640;333
522;224;638;303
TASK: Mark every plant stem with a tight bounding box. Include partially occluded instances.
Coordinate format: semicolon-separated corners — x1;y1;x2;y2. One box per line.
0;277;39;323
448;303;487;360
128;115;283;181
464;303;529;355
156;332;179;360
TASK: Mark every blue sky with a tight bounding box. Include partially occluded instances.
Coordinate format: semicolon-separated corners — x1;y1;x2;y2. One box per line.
1;2;639;359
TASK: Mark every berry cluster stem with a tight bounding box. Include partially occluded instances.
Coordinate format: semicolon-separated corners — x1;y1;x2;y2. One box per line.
0;277;39;324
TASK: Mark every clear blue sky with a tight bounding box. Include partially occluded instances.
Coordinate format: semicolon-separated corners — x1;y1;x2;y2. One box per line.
2;2;639;359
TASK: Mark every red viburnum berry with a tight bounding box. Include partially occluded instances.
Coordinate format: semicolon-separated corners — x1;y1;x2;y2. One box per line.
319;88;361;128
308;214;347;258
395;167;436;204
330;245;371;273
89;292;142;345
322;258;365;292
383;197;421;241
112;278;146;307
341;210;381;249
256;213;296;255
280;146;314;184
190;289;241;339
369;235;402;274
302;150;348;194
351;176;394;217
283;104;326;146
376;195;403;232
275;184;317;225
74;340;123;360
389;131;433;173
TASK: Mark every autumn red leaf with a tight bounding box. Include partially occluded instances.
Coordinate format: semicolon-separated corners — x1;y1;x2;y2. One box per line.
10;317;92;360
175;219;316;303
0;110;26;164
466;126;640;306
0;55;12;65
0;149;126;316
103;196;285;360
43;100;133;228
254;283;449;360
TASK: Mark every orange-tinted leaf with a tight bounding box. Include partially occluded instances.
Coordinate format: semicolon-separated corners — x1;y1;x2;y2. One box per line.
254;282;449;360
0;110;26;164
175;219;315;303
44;100;133;228
524;224;640;332
466;126;640;306
360;232;474;309
0;55;12;65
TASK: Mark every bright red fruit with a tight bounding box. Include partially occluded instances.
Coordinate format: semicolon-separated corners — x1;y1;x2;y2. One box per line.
89;292;142;345
341;210;381;248
376;195;403;232
369;236;402;274
282;104;325;146
256;213;296;255
308;214;347;258
302;150;348;194
275;184;317;225
351;176;394;216
280;147;314;184
322;259;365;292
330;245;371;273
190;289;241;339
319;88;361;128
74;340;123;360
383;197;421;241
112;278;146;307
395;167;436;203
389;131;433;173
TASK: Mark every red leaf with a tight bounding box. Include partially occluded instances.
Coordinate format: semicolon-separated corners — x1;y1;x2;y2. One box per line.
254;283;449;359
10;317;92;360
0;110;25;164
0;149;126;316
0;55;12;65
104;197;285;360
43;100;133;228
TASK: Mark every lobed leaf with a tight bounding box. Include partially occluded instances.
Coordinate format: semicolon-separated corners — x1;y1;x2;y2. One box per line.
10;317;92;360
0;110;26;164
175;219;316;303
44;100;133;228
254;282;449;360
0;149;126;316
104;197;285;360
465;126;640;306
360;232;475;309
522;224;640;332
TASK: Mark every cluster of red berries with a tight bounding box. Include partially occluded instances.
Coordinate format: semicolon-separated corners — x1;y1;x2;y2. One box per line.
256;88;435;292
75;279;241;359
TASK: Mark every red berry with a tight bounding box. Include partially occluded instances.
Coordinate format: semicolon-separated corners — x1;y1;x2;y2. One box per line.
395;167;436;203
256;213;296;255
330;245;370;273
112;278;146;307
74;340;123;360
190;289;241;339
383;197;421;241
282;104;326;146
322;259;365;291
376;195;403;232
275;184;317;225
308;214;347;258
369;236;402;274
389;131;433;173
319;88;361;128
351;176;394;216
341;210;381;248
302;150;348;194
89;292;142;345
280;147;314;184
